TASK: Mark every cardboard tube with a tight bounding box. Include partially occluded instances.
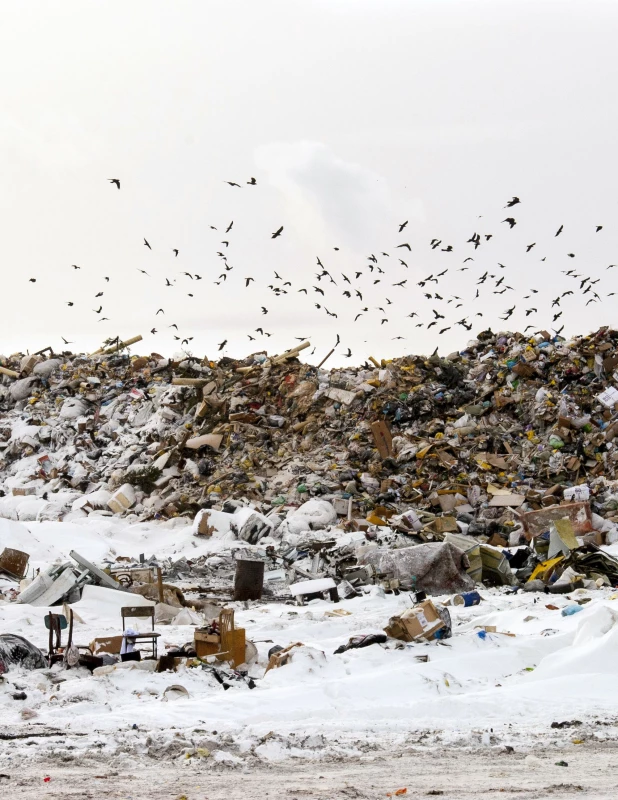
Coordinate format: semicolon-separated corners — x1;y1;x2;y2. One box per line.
0;366;19;379
272;341;310;365
172;378;210;386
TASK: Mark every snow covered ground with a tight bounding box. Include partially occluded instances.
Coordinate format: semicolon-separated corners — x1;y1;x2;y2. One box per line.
2;516;618;769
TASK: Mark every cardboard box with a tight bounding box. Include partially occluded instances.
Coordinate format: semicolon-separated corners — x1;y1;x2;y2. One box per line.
521;501;592;539
90;635;125;655
384;599;444;642
371;420;393;459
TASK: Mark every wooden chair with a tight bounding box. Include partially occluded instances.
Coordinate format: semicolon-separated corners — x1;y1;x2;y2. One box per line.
45;609;89;668
120;606;160;659
217;609;246;668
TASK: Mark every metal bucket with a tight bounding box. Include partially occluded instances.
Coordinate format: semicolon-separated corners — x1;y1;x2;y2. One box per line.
234;559;265;601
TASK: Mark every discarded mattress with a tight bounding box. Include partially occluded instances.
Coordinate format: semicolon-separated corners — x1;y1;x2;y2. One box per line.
358;541;475;595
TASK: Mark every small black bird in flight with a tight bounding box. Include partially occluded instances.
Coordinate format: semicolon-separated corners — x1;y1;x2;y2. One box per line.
245;277;254;287
182;272;193;279
399;220;408;232
108;178;120;189
555;224;563;237
165;278;172;286
248;335;256;340
261;306;268;314
137;269;149;275
156;308;164;315
151;328;157;334
314;286;324;295
226;221;234;233
62;337;73;345
29;278;36;283
271;226;284;238
95;291;103;297
71;264;80;269
67;302;73;306
218;340;227;350
169;323;178;329
596;225;603;232
505;196;520;207
94;305;102;313
526;243;536;252
439;327;451;334
502;218;516;228
344;348;352;358
173;249;179;257
247;177;257;185
225;181;241;187
144;238;152;249
396;243;411;251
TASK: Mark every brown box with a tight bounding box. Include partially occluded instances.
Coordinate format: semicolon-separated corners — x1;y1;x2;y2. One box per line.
430;516;459;533
384;599;444;642
371;420;393;459
512;362;536;378
90;635;125;655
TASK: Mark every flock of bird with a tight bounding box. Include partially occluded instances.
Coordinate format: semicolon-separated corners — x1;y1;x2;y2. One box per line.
26;179;617;360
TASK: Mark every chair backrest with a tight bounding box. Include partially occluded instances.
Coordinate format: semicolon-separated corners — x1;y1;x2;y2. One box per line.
121;606;155;630
45;613;68;631
219;608;235;652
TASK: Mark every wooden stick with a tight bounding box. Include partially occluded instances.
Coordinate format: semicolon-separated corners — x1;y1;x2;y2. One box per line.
157;567;164;604
317;348;335;369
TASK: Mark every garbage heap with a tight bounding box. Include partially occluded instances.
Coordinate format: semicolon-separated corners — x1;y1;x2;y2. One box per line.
3;327;618;599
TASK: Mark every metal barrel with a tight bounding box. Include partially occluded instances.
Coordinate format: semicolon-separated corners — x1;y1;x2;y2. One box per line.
234;559;265;601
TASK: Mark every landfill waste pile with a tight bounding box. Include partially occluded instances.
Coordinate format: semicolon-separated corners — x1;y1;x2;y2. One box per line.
3;328;618;766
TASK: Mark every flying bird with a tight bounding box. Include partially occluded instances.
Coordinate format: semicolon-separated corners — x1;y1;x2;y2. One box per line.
108;178;120;189
144;238;151;249
247;177;257;185
502;218;516;228
396;243;411;251
271;226;284;238
173;249;179;257
225;181;241;187
555;225;563;237
505;196;520;207
218;340;227;350
399;220;408;232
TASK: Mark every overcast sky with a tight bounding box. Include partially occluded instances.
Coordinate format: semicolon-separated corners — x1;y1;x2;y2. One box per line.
2;0;618;365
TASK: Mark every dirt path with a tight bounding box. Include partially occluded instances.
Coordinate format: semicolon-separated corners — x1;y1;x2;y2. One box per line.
3;744;618;799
